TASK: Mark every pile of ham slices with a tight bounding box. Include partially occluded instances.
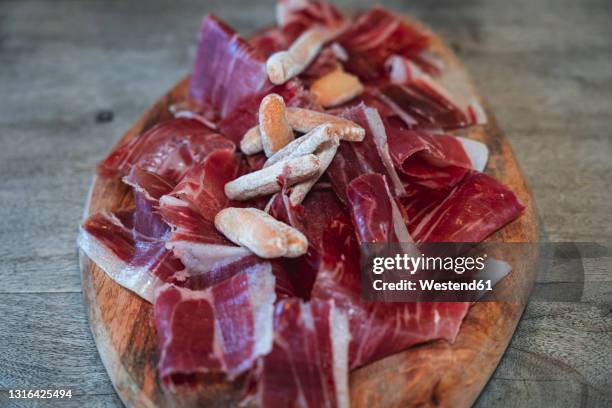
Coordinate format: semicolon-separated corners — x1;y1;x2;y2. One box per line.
78;1;525;406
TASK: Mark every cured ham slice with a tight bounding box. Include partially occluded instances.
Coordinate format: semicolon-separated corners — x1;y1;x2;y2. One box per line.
97;118;234;182
400;170;525;242
243;299;350;408
386;124;489;189
346;173;412;244
269;187;345;298
190;15;270;120
250;28;288;58
373;81;485;130
310;212;470;368
78;195;183;302
154;262;276;389
158;149;246;271
326;103;405;203
188;14;320;143
122;167;175;204
337;6;430;81
277;0;346;43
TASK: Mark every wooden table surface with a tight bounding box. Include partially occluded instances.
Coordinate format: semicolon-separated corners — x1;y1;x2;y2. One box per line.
0;0;610;407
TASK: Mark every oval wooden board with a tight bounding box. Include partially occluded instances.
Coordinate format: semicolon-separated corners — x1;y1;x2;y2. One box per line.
80;16;539;408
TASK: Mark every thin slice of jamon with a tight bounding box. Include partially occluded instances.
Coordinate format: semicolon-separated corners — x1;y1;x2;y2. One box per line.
78;194;183;302
310;212;470;369
97;118;234;182
158;149;245;271
189;15;270;120
326;103;405;203
175;256;295;300
373;80;485;130
346;173;412;244
386;54;434;84
269;187;345;298
277;0;346;43
337;6;430;81
189;14;319;143
400;170;525;243
154;262;276;389
122;167;175;204
243;299;350;408
250;27;288;58
386;122;489;189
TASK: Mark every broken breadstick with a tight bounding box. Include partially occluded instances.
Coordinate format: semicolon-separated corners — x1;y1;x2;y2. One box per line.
286;107;365;141
264;124;335;168
259;93;295;157
266;28;326;85
224;154;320;200
240;126;263;155
215;207;308;258
310;67;364;107
289;136;339;205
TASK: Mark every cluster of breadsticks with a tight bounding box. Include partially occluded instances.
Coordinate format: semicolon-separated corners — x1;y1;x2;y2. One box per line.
217;93;365;258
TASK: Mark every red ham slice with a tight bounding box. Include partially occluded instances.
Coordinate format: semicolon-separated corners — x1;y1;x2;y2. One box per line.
78;194;183;302
250;27;288;58
190;15;270;120
122;167;175;204
154;262;276;389
277;0;346;43
269;187;345;299
158;149;250;273
373;80;485;130
338;6;430;81
401;170;525;242
346;173;412;244
97;118;233;181
243;299;350;408
189;14;320;144
327;103;405;203
310;212;470;369
386;123;489;189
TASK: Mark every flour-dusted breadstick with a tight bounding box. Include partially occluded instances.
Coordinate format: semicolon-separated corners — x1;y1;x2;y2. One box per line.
289;137;339;205
264;124;335;168
240;126;263;155
286;107;365;141
215;207;308;258
259;93;295;157
310;67;364;108
224;154;320;200
266;28;327;85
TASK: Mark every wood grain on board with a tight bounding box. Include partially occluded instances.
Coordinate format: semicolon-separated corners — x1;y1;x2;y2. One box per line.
79;17;539;408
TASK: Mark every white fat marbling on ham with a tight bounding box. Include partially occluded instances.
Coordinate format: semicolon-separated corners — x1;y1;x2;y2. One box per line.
154;263;276;389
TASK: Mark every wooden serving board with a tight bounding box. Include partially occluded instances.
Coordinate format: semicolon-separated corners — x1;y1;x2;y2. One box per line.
80;16;539;408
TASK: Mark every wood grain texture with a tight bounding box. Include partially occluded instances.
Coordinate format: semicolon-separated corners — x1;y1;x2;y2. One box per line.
1;0;611;407
79;16;539;407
